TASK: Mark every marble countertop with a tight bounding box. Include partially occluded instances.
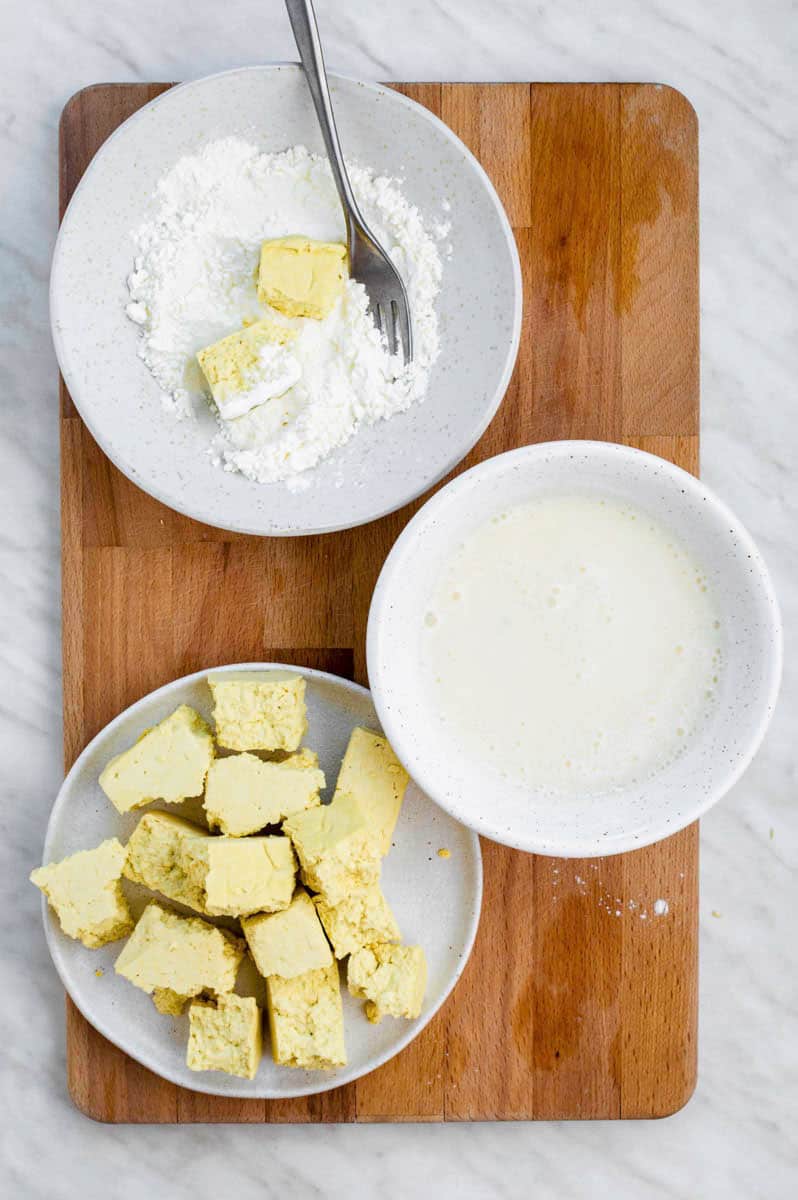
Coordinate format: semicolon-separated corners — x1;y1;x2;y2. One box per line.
1;0;795;1196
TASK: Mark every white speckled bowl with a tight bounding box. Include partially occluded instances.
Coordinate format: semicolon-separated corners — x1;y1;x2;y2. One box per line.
50;66;521;536
39;664;482;1099
367;441;783;857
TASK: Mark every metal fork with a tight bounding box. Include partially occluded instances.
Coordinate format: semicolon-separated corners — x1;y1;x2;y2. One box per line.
285;0;413;363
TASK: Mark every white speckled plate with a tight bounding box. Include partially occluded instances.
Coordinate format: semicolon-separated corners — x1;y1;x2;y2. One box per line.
50;66;522;536
368;441;782;857
39;664;482;1099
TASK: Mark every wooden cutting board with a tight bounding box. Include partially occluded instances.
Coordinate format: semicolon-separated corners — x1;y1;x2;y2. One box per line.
59;81;699;1122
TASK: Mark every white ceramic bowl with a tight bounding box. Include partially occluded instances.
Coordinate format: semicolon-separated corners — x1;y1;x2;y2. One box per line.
367;441;782;857
39;664;482;1098
50;66;521;536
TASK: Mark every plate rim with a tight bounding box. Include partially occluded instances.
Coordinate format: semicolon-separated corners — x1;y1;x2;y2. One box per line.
40;661;483;1099
50;65;523;538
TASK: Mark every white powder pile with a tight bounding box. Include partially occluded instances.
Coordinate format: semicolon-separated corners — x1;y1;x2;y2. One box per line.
125;140;444;484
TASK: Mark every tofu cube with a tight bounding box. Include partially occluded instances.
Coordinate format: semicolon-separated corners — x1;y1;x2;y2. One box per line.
315;884;400;959
243;889;332;980
187;994;263;1080
333;727;408;855
114;902;244;1003
196;318;300;420
204;750;324;837
99;705;214;814
266;962;346;1070
30;838;133;949
209;673;307;753
283;748;320;769
347;943;427;1023
257;236;347;320
124;811;210;912
282;792;381;905
153;987;189;1016
181;835;296;918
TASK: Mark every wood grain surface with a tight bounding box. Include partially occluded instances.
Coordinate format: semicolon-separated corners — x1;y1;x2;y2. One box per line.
59;81;699;1123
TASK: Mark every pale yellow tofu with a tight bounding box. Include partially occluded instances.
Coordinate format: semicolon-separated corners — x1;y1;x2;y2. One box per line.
181;835;296;918
282;792;381;905
196;318;300;420
99;705;214;814
257;236;347;320
114;902;244;1004
243;889;332;980
314;884;400;959
209;674;307;753
347;943;427;1023
266;962;346;1070
124;811;209;912
283;748;320;769
30;838;133;949
187;994;263;1080
153;987;189;1017
333;727;408;855
204;751;324;837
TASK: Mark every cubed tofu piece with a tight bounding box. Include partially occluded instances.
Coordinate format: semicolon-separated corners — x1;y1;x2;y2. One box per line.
209;673;307;753
283;748;319;769
124;811;209;912
314;884;400;959
257;236;347;320
243;889;332;980
282;792;381;905
333;727;408;855
187;994;263;1080
196;318;300;420
153;987;190;1016
266;962;346;1070
181;835;296;918
99;705;214;814
347;943;427;1023
204;751;324;837
30;838;133;949
115;902;244;1004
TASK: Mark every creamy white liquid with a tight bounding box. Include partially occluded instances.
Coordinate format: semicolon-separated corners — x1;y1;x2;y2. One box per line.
420;494;722;796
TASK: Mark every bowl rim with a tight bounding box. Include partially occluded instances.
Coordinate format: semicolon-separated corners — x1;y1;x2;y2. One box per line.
40;661;484;1099
49;64;523;538
366;439;784;857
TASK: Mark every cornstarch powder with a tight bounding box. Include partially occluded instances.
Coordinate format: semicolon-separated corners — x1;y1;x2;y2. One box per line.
125;140;444;484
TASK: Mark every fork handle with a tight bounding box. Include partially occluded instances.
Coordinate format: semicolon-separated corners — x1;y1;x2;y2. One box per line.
285;0;362;237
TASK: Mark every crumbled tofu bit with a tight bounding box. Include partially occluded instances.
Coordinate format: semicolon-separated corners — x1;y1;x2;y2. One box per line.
266;962;346;1070
204;751;324;837
196;318;300;420
258;236;347;320
98;705;214;813
187;994;263;1080
114;902;244;999
282;792;381;905
437;848;450;859
153;987;190;1016
243;889;332;979
209;673;307;752
348;943;427;1023
315;884;401;959
30;838;133;949
181;835;296;918
124;811;209;912
333;727;408;855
